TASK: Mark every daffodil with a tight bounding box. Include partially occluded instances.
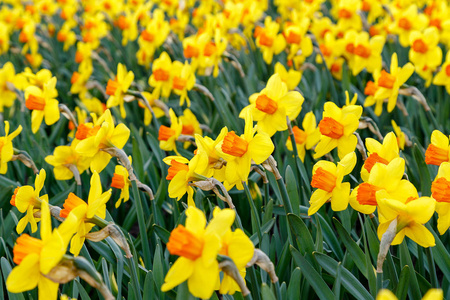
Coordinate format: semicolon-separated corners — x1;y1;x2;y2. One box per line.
409;27;442;71
59;171;112;255
161;207;235;299
391;120;408;150
432;51;450;93
350;158;418;214
218;228;254;295
75;109;130;172
377;288;443;300
239;74;304;137
106;63;135;118
0;121;22;174
149;51;173;99
6;201;81;299
389;4;428;47
216;111;274;190
158;109;183;153
45;140;91;181
431;162;450;234
0;62;27;113
138;91;165;126
171;61;196;106
308;152;356;215
180;109;202;146
286;112;320;162
334;0;362;32
314;101;362;159
274;62;301;91
365;53;415;115
360;132;400;182
24;76;60;133
254;16;286;64
163;154;208;206
377;195;435;247
11;169;47;234
425;130;450;166
110;156;131;208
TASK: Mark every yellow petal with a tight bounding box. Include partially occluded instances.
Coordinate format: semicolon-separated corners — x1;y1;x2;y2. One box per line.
6;253;40;293
38;276;59;300
404;222;435;247
187;258;219;299
161;257;194;292
185;206;207;236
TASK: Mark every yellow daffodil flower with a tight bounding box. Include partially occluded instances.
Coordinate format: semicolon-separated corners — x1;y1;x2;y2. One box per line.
0;121;22;174
106;63;135;119
59;171;112;255
0;62;27;112
11;169;47;234
171;61;195;107
110;156;131;208
350;158;418;214
314;101;362;159
149;51;173;99
254;16;286;64
161;207;235;299
45;140;91;181
389;4;428;47
432;51;450;93
216;111;274;190
24;76;60;133
158;109;183;154
239;74;304;137
138;91;165;126
6;201;81;299
286;112;320;162
391;120;408;150
360;132;400;182
425;130;450;166
431;162;450;234
218;228;254;295
308;152;356;215
377;195;436;248
274;62;301;91
75;109;130;172
163;154;208;206
365;53;414;115
409;27;442;72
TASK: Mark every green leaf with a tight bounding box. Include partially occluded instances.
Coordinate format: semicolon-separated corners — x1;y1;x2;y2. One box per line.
333;218;367;277
412;143;432;196
285;166;300;215
399;241;422;300
290;246;335;300
313;252;372;300
395;266;410;300
287;268;301;299
153;224;171;244
1;257;25;300
143;271;155;300
287;213;315;255
261;283;276;300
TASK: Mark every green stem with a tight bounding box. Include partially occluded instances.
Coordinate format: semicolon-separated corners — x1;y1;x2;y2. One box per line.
128;257;143;300
376;271;383;293
131;179;152;268
276;177;293;215
243;182;262;246
425;247;439;288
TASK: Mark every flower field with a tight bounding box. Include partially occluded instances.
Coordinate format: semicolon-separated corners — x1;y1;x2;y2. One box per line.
1;0;450;299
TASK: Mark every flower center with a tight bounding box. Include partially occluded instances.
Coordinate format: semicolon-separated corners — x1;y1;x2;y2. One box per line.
222;131;249;157
203;42;216;57
259;32;274;47
357;183;382;206
10;186;20;206
431;177;450;203
330;63;341;73
425;144;449;166
364;81;378;96
361;1;371;11
319;117;344;139
445;65;450;77
13;234;44;265
364;153;389;172
167;225;204;260
255;94;278;114
111;173;126;189
286;31;301;44
311;167;336;193
75;51;84;63
60;193;88;219
141;30;155;42
57;31;67;42
354;45;371;58
172;76;187;90
158;125;176;141
75;124;101;140
181;124;195;135
153;68;170;82
338;8;352;18
184;45;199;58
412;39;428;54
429;18;442;30
71;71;80;84
117;15;130;30
292;126;307;145
166;160;189;180
378;70;396;89
26;94;46;111
345;43;354;54
106;79;120;96
398;17;412;30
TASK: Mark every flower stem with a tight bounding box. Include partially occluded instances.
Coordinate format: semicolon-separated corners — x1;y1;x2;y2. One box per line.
426;247;439;288
131;179;152;268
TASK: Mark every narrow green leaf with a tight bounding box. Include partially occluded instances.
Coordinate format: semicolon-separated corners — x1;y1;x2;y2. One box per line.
261;283;276;300
395;266;410;300
287;213;315;255
285;166;300;215
287;268;301;300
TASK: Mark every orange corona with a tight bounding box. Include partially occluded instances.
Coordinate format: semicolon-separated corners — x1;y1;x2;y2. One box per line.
364;153;389;172
153;68;170;81
166;160;189;180
255;94;278;114
425;144;449;165
292;126;307;145
431;177;450;203
378;70;396;89
111;173;125;189
311;167;336;193
106;79;120;96
318;117;344;139
222;131;248;157
356;183;382;206
158;126;176;141
60;193;87;218
13;234;43;265
26;94;46;111
166;225;204;260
